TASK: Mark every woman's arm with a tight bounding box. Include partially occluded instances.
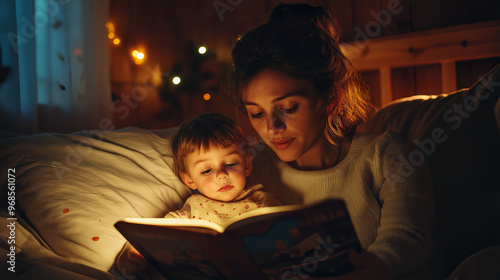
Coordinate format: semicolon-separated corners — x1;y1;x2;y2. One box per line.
364;132;435;278
308;133;433;280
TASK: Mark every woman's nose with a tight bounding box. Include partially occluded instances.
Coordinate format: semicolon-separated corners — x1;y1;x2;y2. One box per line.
267;111;285;134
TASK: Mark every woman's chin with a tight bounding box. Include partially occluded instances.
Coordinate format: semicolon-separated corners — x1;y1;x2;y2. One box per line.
274;150;299;163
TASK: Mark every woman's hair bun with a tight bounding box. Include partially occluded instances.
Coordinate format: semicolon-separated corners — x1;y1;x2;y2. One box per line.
268;3;341;43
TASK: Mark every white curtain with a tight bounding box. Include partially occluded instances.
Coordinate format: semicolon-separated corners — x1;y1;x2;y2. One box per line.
0;0;110;134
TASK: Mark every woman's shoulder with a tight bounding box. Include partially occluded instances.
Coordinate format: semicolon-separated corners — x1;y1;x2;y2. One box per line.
350;130;422;175
355;130;432;188
353;130;414;155
354;130;407;144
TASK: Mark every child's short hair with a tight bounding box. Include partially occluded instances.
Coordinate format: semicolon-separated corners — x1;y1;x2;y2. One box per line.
172;112;249;178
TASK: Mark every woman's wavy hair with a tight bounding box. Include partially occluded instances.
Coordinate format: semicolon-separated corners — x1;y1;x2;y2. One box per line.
223;3;373;144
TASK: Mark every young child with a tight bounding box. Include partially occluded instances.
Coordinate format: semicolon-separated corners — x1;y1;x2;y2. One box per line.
166;112;281;227
115;113;280;277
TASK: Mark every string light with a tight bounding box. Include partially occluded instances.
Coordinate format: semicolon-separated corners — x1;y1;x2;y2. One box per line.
106;22;120;47
172;76;181;85
203;93;211;101
198;46;207;54
106;22;114;32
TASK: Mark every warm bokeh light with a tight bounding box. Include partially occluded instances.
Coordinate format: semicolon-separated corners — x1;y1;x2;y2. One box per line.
131;49;145;64
198;46;207;54
203;93;211;100
149;64;163;87
113;38;120;45
172;76;181;85
106;22;116;44
106;22;115;33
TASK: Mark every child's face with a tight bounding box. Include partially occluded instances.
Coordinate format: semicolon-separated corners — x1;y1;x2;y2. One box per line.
181;143;252;202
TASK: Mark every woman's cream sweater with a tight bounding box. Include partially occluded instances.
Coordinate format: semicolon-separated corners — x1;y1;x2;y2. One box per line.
247;131;435;279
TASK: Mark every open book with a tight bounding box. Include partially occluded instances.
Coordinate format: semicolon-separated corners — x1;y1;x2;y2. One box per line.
115;199;362;280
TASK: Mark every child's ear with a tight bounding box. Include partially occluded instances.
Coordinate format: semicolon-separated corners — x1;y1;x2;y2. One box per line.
180;173;197;190
245;153;253;177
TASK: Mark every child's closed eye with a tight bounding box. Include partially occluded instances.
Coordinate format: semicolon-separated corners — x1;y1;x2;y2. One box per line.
201;169;212;175
226;162;238;168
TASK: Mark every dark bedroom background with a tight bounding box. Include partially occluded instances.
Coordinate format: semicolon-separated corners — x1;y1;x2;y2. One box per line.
1;0;499;135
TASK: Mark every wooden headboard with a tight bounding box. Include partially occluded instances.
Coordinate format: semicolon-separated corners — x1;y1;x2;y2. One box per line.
340;20;500;106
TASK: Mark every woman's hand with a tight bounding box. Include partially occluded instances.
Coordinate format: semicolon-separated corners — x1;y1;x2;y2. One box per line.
329;250;394;280
116;242;152;279
300;250;393;280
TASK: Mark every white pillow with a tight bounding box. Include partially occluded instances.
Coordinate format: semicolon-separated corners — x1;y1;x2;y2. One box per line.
0;127;191;271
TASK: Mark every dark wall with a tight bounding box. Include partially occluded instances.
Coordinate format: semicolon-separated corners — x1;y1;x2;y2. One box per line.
108;0;500;130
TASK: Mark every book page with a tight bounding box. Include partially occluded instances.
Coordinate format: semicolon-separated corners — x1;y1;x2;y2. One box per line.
224;204;304;229
121;204;303;233
121;217;225;233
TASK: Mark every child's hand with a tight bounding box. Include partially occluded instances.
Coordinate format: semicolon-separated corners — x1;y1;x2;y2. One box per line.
116;242;151;278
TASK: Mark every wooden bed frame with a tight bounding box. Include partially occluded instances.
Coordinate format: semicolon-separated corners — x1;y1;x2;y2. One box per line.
340;20;500;106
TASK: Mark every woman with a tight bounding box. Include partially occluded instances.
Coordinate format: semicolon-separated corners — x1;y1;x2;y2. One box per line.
223;3;434;280
117;3;434;280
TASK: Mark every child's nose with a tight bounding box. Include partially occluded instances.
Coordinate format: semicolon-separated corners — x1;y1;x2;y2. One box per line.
216;169;228;180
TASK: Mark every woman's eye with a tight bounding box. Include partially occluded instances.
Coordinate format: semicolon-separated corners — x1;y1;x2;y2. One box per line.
201;169;212;175
280;105;298;114
249;112;264;119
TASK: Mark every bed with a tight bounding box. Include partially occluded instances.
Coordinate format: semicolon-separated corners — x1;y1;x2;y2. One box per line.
0;127;190;279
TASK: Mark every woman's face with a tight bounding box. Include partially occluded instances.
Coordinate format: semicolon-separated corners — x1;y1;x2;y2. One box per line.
242;68;325;165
